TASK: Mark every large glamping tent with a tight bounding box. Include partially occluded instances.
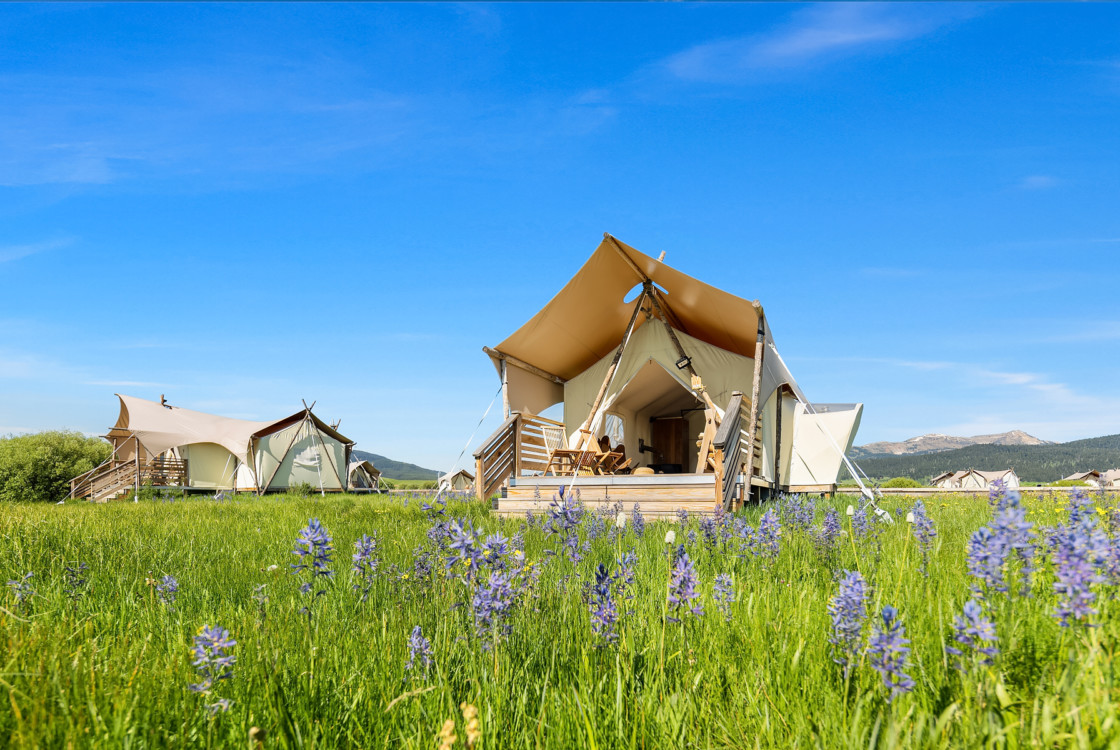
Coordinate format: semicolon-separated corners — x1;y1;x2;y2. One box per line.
70;395;360;500
476;234;865;507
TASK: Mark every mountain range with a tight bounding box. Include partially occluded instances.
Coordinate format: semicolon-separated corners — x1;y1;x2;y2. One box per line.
849;434;1120;484
351;450;440;481
851;430;1050;460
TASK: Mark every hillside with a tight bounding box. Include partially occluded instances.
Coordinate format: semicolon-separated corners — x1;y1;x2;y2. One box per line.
849;434;1120;484
851;430;1049;459
351;450;440;481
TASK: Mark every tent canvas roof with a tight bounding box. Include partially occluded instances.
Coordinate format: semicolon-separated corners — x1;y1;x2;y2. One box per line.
111;394;353;462
490;235;765;381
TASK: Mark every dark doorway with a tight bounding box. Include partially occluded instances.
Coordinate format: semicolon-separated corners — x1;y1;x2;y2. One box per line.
650;417;688;473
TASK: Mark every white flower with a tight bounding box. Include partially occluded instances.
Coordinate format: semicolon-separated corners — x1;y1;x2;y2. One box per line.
846;505;855;516
905;511;915;524
664;529;676;544
266;564;279;572
615;512;627;529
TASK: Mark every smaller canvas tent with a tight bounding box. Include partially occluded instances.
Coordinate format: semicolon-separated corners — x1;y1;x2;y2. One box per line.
348;460;382;492
1063;470;1103;487
1103;470;1120;488
932;469;1018;490
71;395;356;500
441;469;475;492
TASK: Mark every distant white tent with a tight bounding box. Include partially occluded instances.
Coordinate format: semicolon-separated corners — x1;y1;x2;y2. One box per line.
71;394;355;500
348;460;382;492
440;469;475;491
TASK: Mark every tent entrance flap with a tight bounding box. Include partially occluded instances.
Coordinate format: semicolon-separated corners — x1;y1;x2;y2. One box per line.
597;360;704;473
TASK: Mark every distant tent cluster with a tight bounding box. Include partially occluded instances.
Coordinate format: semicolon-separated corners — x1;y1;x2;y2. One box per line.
930;469;1020;490
70;395;383;502
1062;470;1120;488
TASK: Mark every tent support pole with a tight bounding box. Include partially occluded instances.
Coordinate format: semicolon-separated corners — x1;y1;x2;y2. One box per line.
645;289;698;380
605;233;648;284
500;359;510;419
576;287;649;450
482;347;566;385
742;305;766;506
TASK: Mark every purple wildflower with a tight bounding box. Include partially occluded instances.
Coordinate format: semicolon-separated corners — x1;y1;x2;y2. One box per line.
412;546;434;583
867;606;914;702
352;534;380;602
676;507;690;526
546;489;584;563
713;573;735;621
472;572;515;649
1051;491;1110;626
699;516;720;551
156;574;178;607
292;518;334;616
945;599;998;670
780;494;815;533
667;551;703;623
6;572;33;609
447;519;484;581
589;563;619;646
481;533;510;571
755;509;781;560
406;625;434;675
614;551;637;604
189;624;236;715
63;562;89;603
815;510;842;555
827;570;868;678
909;500;937;576
631;503;646;537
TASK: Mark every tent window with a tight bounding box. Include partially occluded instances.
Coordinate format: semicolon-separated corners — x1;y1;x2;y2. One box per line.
604;413;624;449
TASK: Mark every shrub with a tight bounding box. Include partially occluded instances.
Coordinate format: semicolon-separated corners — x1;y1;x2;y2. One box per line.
882;476;923;489
0;431;111;503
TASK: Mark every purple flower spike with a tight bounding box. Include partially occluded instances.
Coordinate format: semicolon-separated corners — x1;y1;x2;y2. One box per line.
867;606;914;702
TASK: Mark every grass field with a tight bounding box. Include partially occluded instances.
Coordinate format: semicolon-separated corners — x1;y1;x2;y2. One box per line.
3;487;1120;748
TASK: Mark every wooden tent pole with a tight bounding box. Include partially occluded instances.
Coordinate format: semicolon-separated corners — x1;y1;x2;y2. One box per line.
576;286;649;450
645;288;698;380
500;359;510;419
605;233;647;283
742;304;766;505
482;347;566;385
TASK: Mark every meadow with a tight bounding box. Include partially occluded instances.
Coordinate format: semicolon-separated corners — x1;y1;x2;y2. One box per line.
2;487;1120;748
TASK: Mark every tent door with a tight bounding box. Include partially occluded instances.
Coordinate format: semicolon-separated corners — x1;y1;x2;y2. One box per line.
649;417;688;473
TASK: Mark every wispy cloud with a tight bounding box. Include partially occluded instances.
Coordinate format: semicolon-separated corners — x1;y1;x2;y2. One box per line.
661;4;972;84
0;237;72;263
1017;174;1060;190
859;267;925;279
83;380;170;388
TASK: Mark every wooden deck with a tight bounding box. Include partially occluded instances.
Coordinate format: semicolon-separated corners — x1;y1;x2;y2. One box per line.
493;473;719;517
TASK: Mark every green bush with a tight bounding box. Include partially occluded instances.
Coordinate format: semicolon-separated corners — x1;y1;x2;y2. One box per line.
0;431;111;503
882;476;923;488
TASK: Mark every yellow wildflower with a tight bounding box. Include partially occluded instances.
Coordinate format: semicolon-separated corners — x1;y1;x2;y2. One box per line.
460;703;481;748
437;719;456;750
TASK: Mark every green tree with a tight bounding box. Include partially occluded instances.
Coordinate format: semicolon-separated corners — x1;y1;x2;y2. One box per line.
0;431;111;503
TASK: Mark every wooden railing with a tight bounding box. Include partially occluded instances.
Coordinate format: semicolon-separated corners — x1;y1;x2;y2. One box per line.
70;456;189;502
713;392;754;510
473;412;566;500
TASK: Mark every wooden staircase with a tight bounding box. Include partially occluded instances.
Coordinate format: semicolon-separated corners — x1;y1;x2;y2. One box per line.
70;456;188;502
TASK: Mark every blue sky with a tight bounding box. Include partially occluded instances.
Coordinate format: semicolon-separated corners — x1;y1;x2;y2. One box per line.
1;3;1118;471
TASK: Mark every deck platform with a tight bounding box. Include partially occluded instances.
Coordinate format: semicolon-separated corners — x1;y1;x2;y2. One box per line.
493;473;719;517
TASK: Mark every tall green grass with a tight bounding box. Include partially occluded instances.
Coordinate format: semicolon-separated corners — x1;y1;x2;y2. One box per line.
1;491;1118;748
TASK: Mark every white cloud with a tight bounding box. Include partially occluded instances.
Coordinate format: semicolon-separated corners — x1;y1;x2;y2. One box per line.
662;4;969;83
0;238;71;264
1018;174;1059;190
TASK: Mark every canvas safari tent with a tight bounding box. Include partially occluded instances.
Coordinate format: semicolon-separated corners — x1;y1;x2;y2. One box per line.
441;469;475;492
932;469;1019;490
474;234;866;513
70;394;362;501
348;460;383;492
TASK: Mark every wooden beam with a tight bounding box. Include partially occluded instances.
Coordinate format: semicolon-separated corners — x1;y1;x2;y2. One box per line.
500;358;510;419
645;289;698;379
483;347;566;385
576;286;649;449
742;305;766;505
650;287;689;336
605;233;649;284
